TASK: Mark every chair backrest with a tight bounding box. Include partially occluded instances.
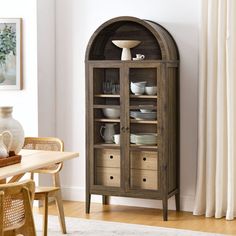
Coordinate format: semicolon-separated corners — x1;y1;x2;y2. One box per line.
0;180;36;235
23;137;64;174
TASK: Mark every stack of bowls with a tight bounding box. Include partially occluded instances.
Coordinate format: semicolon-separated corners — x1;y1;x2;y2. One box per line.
130;82;157;95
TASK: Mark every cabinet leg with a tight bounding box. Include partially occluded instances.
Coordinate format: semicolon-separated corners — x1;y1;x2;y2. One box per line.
175;192;180;211
102;195;109;205
162;197;168;221
86;193;91;214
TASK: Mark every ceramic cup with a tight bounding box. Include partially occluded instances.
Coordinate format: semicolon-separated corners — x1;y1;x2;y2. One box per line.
113;134;120;144
136;54;145;59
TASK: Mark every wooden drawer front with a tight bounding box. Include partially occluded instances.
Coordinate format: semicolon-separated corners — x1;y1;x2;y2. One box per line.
96;149;120;168
131;169;158;190
130;151;158;170
96;167;120;187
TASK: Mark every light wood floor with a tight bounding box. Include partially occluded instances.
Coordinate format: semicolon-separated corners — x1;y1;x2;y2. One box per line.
35;201;235;235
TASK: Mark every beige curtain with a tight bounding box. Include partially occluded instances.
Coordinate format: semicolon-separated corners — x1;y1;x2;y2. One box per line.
194;0;236;220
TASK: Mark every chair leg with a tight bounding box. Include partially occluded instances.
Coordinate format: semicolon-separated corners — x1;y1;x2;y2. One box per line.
43;194;49;236
55;191;67;234
53;173;66;234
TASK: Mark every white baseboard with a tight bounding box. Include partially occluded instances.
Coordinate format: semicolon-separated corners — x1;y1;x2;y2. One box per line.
61;185;195;212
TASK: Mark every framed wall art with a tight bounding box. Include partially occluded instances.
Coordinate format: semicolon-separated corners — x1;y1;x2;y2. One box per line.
0;18;22;90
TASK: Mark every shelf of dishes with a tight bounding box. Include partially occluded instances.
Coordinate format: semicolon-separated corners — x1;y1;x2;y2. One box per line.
93;105;157;109
94;81;157;98
94;143;158;150
95;118;158;124
130;81;157;96
94;106;157;122
99;123;158;146
94;94;157;99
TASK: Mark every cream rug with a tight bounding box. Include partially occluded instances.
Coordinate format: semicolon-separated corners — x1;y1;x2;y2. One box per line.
34;214;225;236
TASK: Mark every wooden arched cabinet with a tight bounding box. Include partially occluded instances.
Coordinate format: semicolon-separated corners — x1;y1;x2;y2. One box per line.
85;16;179;221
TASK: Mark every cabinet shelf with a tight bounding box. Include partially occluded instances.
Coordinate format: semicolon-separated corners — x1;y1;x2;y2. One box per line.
130;119;158;124
94;143;158;150
130;144;158;150
130;105;157;110
130;95;158;99
88;60;179;65
95;94;120;98
93;105;120;109
95;118;120;123
95;118;157;124
94;143;120;149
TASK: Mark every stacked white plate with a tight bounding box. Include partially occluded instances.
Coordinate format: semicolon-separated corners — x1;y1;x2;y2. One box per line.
130;111;157;120
130;133;157;145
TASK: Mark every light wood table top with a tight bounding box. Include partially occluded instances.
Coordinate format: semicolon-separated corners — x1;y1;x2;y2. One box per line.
0;149;79;180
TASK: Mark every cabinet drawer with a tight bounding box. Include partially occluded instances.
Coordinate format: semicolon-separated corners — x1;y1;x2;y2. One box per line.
131;169;158;190
96;149;120;168
96;167;120;187
130;151;158;170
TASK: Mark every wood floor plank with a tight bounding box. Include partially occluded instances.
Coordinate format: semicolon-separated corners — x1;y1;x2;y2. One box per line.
34;201;235;235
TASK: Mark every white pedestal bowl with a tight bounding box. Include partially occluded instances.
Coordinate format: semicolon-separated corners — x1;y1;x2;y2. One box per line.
112;40;141;60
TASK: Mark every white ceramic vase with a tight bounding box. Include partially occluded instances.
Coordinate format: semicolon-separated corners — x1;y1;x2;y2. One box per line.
0;107;24;154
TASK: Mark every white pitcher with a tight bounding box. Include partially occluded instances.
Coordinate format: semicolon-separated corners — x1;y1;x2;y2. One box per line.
0;130;13;158
100;123;116;144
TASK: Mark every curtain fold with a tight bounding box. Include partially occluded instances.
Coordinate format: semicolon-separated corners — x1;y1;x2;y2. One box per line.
194;0;236;220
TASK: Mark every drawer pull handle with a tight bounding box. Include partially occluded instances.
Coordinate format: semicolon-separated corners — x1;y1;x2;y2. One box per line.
143;178;146;182
143;157;147;161
110;176;114;180
110;155;113;159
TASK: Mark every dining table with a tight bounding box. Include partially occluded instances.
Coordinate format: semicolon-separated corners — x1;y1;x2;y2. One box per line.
0;149;79;236
0;149;79;183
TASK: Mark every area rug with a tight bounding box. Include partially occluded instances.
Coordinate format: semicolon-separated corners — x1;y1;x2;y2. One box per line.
34;214;225;236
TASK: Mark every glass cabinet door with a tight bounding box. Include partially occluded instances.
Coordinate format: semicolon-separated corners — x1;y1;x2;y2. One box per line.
126;63;161;192
89;64;123;190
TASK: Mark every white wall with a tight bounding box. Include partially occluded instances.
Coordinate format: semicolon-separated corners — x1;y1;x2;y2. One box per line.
37;0;56;137
56;0;200;211
0;0;38;136
37;0;56;187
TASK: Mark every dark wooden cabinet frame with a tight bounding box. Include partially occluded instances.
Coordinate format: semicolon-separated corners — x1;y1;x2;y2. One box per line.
85;16;179;221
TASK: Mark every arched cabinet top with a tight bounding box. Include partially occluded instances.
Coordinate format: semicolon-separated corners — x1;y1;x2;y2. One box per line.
85;16;179;61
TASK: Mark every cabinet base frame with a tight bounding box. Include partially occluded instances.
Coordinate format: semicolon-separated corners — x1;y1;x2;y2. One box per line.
86;189;180;221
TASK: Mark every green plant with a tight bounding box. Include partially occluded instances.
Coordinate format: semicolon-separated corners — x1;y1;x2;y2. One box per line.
0;24;16;65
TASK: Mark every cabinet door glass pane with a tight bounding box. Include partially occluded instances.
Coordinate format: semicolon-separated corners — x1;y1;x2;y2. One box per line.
92;67;121;188
129;67;159;191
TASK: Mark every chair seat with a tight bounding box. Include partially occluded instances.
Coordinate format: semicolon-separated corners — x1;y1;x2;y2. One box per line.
34;186;60;199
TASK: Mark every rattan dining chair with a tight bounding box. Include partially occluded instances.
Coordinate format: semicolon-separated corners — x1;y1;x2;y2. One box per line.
0;180;36;236
23;137;66;236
